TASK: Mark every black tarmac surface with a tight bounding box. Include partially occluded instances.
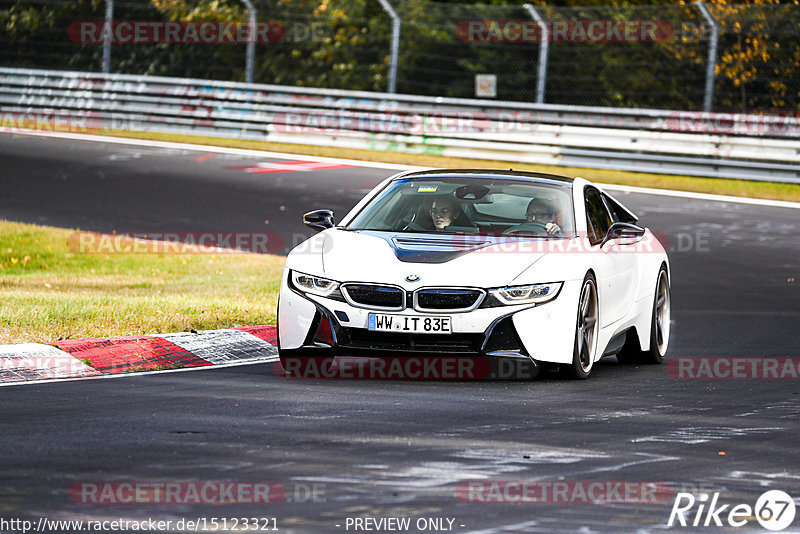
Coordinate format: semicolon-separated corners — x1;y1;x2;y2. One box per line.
2;133;799;533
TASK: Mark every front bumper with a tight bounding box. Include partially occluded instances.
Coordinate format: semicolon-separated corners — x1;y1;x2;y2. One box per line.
277;269;581;364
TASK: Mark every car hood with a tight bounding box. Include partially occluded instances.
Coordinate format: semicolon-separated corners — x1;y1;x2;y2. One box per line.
309;229;550;288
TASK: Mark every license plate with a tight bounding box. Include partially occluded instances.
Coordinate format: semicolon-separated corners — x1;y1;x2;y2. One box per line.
368;313;452;334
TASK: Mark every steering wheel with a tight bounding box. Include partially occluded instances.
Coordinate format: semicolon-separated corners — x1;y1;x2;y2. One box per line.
504;221;550;236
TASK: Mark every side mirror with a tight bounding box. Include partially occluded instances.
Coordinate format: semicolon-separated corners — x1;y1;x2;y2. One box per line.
601;222;645;247
303;209;335;232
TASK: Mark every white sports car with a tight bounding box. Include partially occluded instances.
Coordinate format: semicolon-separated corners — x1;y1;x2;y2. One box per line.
277;169;670;379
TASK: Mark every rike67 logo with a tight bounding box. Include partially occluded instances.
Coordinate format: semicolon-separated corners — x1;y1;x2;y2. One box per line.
668;490;796;531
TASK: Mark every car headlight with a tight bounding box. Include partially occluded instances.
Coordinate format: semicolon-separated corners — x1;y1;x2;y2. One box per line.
485;282;563;306
291;271;341;297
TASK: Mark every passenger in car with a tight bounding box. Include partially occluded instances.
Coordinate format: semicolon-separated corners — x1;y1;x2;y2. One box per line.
428;196;474;231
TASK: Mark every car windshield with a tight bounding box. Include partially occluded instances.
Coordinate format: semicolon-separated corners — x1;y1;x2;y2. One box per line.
344;176;574;238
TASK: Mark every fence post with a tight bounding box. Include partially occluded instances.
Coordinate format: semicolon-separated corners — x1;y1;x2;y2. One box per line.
240;0;257;83
377;0;400;93
694;1;719;112
523;4;548;104
102;0;113;73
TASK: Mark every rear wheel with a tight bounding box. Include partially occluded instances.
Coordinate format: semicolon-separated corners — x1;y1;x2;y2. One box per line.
643;267;670;363
562;273;599;379
617;265;670;364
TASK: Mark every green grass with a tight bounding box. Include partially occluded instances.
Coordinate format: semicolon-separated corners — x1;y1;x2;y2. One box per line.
103;129;800;203
0;220;285;344
77;358;96;369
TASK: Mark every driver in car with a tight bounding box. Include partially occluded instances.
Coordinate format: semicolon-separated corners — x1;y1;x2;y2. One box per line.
429;196;472;231
507;198;562;236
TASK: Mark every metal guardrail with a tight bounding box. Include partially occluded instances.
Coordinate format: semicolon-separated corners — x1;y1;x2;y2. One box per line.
1;67;799;183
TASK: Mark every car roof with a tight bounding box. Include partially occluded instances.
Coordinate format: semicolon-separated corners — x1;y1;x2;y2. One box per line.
397;169;575;186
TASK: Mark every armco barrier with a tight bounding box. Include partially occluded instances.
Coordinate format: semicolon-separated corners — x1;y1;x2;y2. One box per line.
1;67;799;183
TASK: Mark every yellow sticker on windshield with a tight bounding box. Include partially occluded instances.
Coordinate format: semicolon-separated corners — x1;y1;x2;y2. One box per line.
417;186;438;193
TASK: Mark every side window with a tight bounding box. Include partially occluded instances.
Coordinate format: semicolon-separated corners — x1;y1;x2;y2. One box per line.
602;193;638;224
584;187;613;245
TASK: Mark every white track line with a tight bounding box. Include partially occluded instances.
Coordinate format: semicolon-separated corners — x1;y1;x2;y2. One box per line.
7;129;800;209
598;182;800;210
8;129;428;171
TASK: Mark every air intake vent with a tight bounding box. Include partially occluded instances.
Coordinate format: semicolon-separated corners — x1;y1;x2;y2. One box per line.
414;288;485;312
341;328;483;353
393;236;490;251
341;284;405;311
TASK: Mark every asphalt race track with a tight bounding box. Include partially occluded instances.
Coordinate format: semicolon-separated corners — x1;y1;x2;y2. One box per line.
2;132;800;533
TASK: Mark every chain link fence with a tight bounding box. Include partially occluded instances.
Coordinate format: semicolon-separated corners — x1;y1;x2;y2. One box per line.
0;0;798;112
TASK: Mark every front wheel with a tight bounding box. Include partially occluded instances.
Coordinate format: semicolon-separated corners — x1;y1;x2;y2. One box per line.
562;273;599;379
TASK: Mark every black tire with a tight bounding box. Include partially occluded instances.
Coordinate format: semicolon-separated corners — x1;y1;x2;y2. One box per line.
616;265;670;365
641;266;670;363
561;273;599;380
